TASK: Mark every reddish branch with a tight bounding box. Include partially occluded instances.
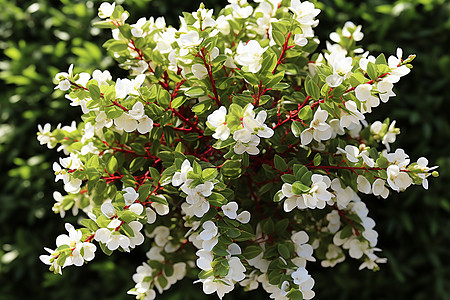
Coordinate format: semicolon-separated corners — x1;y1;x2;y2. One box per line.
69;80;129;112
272;32;293;74
199;48;221;106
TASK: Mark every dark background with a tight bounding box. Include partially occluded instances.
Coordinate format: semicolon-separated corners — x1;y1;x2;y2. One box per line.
1;0;449;299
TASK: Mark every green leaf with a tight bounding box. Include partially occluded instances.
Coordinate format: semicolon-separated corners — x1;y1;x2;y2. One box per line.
376;157;389;168
149;167;160;181
243;73;260;86
292;181;310;194
202;168;218;181
164;264;174;277
130;157;146;173
305;76;320;99
272;30;286;46
158;88;171;109
367;62;378;81
287;289;304;300
349;72;366;87
273;190;285;202
313;153;321;166
157;275;168;289
81;219;99;232
171;96;187;109
130;143;147;155
264;71;285;88
106;156;118;174
243;245;263;259
185;86;206;98
375;53;387;66
277;244;290;259
275;219;289;233
262;218;275;234
274;155;288;172
87;80;101;100
138;184;152;202
340;224;353;239
209;192;227;207
291;121;303;137
198;269;214;279
220;160;242;179
120;210;138;223
298;105;312;121
121;223;135;237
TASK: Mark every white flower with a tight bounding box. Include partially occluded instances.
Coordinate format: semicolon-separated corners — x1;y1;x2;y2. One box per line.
228;256;246;281
290;267;315;299
54;64;74;91
300;108;332;145
385;148;410;168
37;123;54;148
131;17;147;37
233;134;260;155
372;179;389;198
291;231;314;259
137;115;154;134
145;207;157;224
222;202;238;219
129;102;145;120
199;221;218;241
387;165;412;192
357;175;372;194
172;160;193;186
207;106;230;141
377;80;396;103
235;40;267;73
128;221;145;248
98;2;115;18
342;21;364;41
355;84;372;102
199;277;234;299
123;187;139;205
230;3;253;19
416;157;438;189
193;8;216;30
325;50;353;87
289;0;320;26
92;69;112;86
237;211;251;223
95;228;112;244
107;233;130;251
178;31;203;56
101;202;116;218
339;101;365;129
192;63;208;80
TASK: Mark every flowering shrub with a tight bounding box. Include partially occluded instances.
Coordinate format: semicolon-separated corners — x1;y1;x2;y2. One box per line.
38;1;438;299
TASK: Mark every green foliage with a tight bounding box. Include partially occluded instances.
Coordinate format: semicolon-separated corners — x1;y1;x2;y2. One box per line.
1;0;449;300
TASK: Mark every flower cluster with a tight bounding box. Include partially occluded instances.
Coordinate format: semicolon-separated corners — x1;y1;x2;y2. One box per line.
38;1;437;300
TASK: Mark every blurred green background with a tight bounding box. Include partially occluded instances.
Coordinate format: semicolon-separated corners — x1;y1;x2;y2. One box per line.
1;0;449;299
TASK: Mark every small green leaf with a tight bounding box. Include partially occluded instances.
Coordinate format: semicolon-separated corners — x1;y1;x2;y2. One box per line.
209;192;227;207
171;96;187;109
305;76;320;99
313;153;321;166
185;86;206;98
202;168;218;181
367;62;378;81
277;244;290;259
274;155;288;172
106;156;118;174
243;245;263;259
292;181;310;195
273;190;285;202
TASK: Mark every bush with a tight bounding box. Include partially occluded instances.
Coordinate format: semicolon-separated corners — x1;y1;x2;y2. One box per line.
1;0;449;299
